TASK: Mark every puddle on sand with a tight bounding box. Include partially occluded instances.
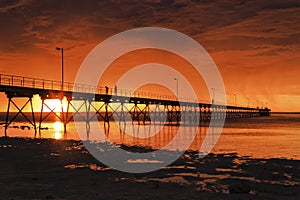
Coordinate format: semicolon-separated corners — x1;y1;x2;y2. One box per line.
64;163;111;171
127;159;164;164
135;176;190;185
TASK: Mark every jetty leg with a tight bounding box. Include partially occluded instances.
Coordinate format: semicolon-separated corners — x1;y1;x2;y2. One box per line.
4;98;11;137
64;99;70;136
39;99;44;137
29;97;37;137
85;99;91;140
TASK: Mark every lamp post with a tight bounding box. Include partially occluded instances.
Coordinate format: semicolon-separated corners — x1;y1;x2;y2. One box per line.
174;78;178;99
56;47;64;91
211;88;215;104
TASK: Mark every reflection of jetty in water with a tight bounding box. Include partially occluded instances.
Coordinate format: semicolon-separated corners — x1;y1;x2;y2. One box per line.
0;73;270;137
87;120;221;152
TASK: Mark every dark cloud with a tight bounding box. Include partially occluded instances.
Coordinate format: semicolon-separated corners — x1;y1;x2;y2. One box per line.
0;0;29;12
0;0;298;52
0;1;299;69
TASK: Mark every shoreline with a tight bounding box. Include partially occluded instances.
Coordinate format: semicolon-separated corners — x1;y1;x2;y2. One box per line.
1;137;299;199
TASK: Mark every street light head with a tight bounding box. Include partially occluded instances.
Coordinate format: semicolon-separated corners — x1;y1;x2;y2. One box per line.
56;47;61;51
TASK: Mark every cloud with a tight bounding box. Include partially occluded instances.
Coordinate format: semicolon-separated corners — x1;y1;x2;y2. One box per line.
0;0;30;13
0;0;299;111
1;0;298;55
250;48;290;57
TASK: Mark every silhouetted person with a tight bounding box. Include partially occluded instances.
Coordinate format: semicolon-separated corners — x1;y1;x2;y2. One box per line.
105;86;109;94
114;85;117;95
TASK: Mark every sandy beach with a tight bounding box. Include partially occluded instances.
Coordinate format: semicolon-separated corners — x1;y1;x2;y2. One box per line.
0;137;299;200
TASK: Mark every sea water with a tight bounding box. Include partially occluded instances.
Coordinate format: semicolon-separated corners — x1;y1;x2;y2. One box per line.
1;113;299;160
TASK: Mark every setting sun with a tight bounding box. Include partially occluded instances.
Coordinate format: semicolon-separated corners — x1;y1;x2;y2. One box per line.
39;99;69;113
44;99;63;112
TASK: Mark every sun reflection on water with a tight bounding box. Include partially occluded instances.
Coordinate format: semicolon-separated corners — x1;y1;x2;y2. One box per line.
53;122;63;139
53;122;62;132
54;132;62;140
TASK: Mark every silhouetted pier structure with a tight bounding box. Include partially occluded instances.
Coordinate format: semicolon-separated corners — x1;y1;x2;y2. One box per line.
0;74;271;137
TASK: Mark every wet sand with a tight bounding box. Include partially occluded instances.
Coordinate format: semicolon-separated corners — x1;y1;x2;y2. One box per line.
0;137;299;200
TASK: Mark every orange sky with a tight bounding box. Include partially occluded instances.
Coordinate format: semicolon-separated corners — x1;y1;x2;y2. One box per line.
0;0;299;111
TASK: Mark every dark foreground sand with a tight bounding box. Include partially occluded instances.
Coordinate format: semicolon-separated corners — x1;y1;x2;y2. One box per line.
0;137;299;200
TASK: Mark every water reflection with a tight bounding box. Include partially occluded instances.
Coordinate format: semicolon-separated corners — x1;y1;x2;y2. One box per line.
98;122;199;151
5;114;300;159
54;132;62;140
53;122;63;132
53;122;63;140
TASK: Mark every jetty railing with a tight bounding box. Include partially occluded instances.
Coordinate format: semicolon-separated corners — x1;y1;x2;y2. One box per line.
0;73;210;103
